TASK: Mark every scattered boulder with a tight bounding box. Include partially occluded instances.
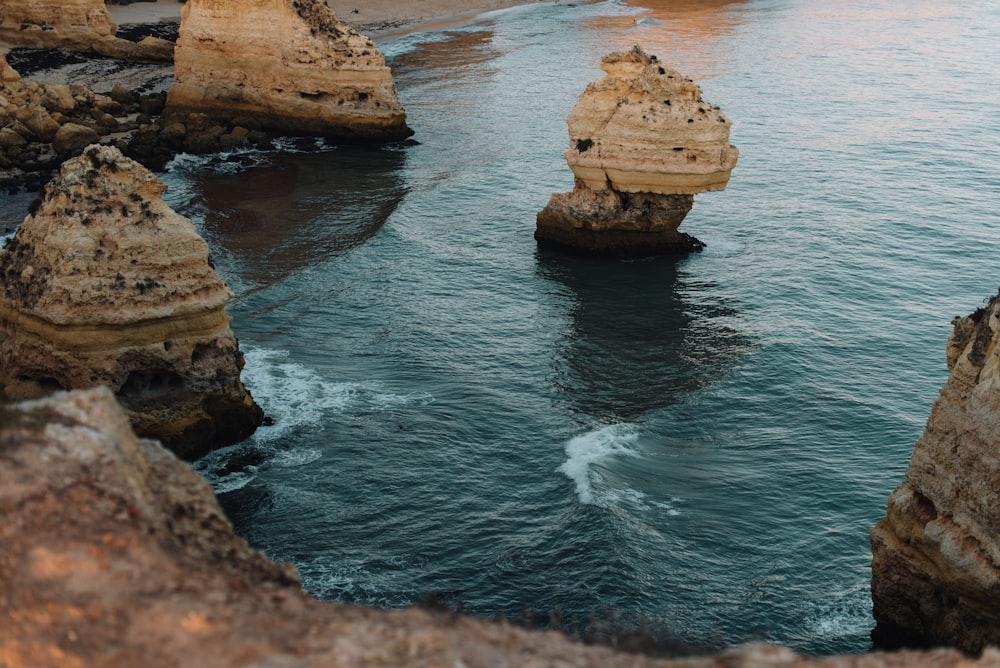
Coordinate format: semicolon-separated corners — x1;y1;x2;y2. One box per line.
51;121;99;154
165;0;412;142
871;291;1000;653
536;46;738;257
0;145;263;459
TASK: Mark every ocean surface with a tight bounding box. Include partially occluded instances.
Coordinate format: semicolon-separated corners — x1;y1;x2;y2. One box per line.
4;0;999;656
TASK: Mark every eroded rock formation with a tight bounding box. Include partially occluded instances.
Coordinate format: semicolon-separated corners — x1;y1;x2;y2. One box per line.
0;145;262;459
165;0;412;142
871;291;1000;653
2;387;997;667
536;46;738;257
0;0;174;60
0;0;116;50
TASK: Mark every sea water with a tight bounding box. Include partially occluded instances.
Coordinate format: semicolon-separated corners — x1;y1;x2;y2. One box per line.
4;0;999;655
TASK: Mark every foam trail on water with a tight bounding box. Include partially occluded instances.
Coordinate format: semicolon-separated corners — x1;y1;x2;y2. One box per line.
558;423;641;505
196;346;433;493
240;347;358;444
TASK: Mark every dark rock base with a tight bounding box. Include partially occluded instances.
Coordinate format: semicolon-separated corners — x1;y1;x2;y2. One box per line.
535;186;701;258
534;222;704;258
870;518;1000;655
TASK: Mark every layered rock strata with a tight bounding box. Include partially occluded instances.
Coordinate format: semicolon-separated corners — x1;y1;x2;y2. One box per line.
536;46;738;257
0;145;262;459
0;0;174;60
165;0;412;142
871;292;1000;653
3;388;997;668
0;0;116;50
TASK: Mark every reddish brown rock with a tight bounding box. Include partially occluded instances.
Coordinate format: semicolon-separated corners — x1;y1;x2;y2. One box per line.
165;0;411;142
2;387;998;667
872;292;1000;653
537;46;738;257
0;145;262;459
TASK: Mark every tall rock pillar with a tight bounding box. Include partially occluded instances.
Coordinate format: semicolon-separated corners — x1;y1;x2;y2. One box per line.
536;46;738;257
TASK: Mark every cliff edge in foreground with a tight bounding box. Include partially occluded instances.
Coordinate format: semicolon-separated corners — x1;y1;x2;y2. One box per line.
872;291;1000;653
2;388;996;667
536;46;738;257
165;0;412;142
0;145;262;459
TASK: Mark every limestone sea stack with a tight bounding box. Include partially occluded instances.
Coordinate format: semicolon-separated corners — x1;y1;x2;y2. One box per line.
871;291;1000;653
165;0;412;142
0;0;116;50
536;46;738;257
0;145;263;460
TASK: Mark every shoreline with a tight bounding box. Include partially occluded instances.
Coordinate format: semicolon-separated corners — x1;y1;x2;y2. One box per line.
0;0;554;53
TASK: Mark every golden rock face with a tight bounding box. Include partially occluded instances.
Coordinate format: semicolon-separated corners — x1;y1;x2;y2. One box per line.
565;46;738;195
536;46;738;257
0;145;262;459
871;292;1000;653
0;0;116;50
165;0;412;141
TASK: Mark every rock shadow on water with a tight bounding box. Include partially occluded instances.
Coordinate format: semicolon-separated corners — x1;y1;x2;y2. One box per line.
536;248;749;422
169;144;408;290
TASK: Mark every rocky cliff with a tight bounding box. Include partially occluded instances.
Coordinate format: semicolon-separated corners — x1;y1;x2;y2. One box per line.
2;387;996;667
165;0;412;141
0;145;262;459
0;0;174;60
536;46;738;257
871;291;1000;653
0;0;116;50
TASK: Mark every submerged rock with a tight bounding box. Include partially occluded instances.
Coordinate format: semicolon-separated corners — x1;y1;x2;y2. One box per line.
871;291;1000;653
0;145;262;459
536;46;738;257
165;0;412;142
1;388;992;668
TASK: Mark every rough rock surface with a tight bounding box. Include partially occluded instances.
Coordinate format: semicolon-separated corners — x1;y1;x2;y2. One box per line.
0;145;262;459
872;291;1000;654
0;0;116;51
0;0;174;60
0;56;167;189
3;388;998;668
536;46;738;257
165;0;412;141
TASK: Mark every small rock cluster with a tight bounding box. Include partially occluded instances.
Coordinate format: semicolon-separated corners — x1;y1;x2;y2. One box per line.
0;54;168;190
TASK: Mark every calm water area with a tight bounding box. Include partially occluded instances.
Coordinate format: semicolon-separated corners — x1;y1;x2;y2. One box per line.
2;0;999;655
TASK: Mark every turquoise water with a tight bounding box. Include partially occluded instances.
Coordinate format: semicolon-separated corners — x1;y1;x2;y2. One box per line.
5;0;1000;655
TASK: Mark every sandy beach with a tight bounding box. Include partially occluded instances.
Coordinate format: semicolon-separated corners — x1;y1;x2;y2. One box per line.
99;0;551;41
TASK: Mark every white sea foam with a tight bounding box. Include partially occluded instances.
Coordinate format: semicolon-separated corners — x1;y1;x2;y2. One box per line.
196;346;434;493
558;423;641;506
241;347;359;443
803;583;872;646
